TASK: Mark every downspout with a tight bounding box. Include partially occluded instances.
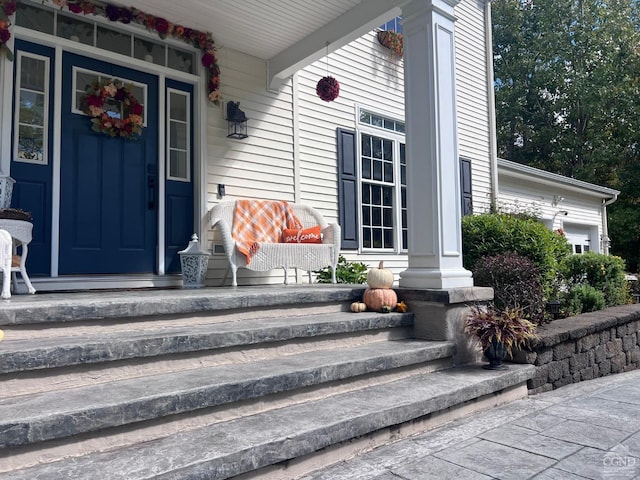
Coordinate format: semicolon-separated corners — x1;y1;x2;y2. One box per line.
601;193;618;255
485;0;499;212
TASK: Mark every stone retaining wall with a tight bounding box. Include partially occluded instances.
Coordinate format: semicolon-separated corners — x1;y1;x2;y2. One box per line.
511;305;640;394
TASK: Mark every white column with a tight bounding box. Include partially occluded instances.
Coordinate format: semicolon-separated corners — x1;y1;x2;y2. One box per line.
398;0;473;289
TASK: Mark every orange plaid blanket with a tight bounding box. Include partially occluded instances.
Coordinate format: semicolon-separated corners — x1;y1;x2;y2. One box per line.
232;200;303;264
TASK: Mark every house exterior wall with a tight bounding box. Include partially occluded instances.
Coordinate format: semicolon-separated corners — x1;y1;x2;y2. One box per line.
204;50;298;285
275;0;492;282
455;0;492;213
498;174;607;254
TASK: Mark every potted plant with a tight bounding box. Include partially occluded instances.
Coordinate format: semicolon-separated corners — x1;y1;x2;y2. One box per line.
465;305;537;370
376;30;403;57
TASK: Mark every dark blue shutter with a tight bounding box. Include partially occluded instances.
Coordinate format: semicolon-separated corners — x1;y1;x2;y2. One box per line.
337;128;358;249
460;157;473;216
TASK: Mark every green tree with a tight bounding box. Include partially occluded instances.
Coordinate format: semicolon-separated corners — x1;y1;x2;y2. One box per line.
492;0;640;270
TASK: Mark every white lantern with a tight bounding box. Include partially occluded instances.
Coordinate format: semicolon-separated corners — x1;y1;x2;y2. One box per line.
178;234;210;288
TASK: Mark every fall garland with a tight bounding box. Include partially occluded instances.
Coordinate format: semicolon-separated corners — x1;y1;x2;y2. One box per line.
82;78;144;140
0;0;221;103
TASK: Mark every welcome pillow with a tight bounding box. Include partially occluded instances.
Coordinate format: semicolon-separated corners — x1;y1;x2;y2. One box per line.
282;225;322;244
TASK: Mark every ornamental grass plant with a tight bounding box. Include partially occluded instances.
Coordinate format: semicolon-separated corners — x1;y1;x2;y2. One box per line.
465;305;537;357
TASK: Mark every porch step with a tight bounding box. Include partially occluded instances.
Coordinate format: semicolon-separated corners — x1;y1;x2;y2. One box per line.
0;365;534;480
0;287;535;479
0;311;413;374
0;339;455;448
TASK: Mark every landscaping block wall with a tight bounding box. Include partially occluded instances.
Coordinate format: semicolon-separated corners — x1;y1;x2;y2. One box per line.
511;305;640;394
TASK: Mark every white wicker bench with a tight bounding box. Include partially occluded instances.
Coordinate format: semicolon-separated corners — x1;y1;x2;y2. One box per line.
209;201;340;286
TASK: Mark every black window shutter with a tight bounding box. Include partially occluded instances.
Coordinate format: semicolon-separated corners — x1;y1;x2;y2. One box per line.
460;157;473;216
337;128;358;249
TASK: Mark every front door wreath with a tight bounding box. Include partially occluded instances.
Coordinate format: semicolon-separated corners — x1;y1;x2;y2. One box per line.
82;78;144;140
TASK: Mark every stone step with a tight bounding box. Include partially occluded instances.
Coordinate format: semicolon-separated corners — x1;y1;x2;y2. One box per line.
0;339;455;448
0;285;366;326
0;364;536;480
0;311;413;374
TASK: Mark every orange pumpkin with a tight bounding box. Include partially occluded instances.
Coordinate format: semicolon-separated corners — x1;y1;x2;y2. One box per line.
363;288;398;313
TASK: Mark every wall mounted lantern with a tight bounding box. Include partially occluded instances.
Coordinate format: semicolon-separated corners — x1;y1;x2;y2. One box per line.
226;101;248;139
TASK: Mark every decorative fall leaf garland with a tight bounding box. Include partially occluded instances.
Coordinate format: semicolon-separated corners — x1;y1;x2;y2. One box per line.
0;0;221;103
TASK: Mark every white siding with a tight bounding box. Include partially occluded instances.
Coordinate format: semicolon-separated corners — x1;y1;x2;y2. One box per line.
205;48;297;285
498;176;605;253
455;0;492;213
204;0;493;285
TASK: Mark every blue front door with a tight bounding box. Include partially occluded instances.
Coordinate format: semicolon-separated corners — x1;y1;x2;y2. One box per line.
59;52;159;274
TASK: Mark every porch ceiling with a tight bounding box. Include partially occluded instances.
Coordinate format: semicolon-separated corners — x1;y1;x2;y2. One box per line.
121;0;406;87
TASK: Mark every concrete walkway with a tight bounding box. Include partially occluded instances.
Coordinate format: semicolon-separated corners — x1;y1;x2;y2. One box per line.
304;369;640;480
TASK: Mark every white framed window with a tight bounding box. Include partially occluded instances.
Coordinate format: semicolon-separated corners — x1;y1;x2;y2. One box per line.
358;108;407;252
14;51;50;165
15;1;196;74
167;88;190;181
71;67;148;127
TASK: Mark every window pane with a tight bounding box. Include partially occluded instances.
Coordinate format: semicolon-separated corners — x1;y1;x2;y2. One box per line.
383;207;393;226
384;162;393;183
384;229;394;249
57;14;94;45
372;138;382;159
170;150;187;179
373;160;382;181
362;205;370;225
402;231;408;250
97;26;131;56
363;228;372;248
134;38;165;65
373;229;383;248
17;125;44;162
372;207;381;226
362;158;371;180
20;91;45;126
383;187;393;206
75;72;99;111
131;85;146;123
371;115;383;127
362;184;370;204
170;121;187;150
361;134;371;157
15;4;54;35
169;92;188;121
360;111;371;124
168;47;194;74
20;57;46;92
372;186;381;205
383;139;393;160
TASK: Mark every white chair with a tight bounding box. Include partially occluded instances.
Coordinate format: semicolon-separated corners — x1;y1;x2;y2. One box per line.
0;229;13;299
210;201;340;286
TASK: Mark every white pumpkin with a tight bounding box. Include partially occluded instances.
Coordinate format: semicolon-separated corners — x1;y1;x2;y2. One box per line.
367;261;394;289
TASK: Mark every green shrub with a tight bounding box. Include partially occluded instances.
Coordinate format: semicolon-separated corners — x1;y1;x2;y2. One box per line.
472;253;546;323
314;255;367;284
558;253;629;307
462;213;571;296
564;284;606;315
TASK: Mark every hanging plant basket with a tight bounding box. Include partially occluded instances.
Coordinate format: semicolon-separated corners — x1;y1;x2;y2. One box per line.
316;76;340;102
377;30;403;57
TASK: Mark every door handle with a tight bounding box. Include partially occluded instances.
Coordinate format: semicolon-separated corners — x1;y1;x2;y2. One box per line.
147;176;156;210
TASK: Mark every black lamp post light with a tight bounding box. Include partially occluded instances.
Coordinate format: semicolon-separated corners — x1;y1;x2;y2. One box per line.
546;299;562;320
